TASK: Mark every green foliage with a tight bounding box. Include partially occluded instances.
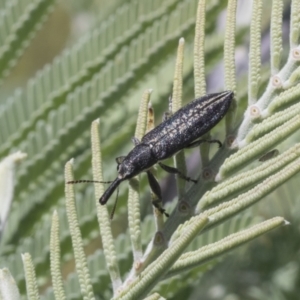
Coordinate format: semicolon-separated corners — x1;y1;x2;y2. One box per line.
0;0;57;83
0;0;300;299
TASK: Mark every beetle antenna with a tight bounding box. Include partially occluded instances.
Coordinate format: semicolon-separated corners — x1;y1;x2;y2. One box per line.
110;186;119;220
67;180;113;184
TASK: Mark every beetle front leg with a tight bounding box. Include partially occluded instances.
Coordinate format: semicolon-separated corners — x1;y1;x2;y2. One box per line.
186;139;222;149
146;171;169;217
158;162;198;183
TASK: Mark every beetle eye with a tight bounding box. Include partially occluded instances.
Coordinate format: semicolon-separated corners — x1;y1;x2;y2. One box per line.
117;164;120;171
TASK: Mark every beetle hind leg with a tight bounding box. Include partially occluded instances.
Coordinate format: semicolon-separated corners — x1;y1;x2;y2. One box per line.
152;199;170;217
159;162;198;184
186;139;222;149
146;170;169;217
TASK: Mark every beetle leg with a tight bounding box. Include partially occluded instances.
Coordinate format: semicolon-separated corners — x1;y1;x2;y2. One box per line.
146;171;162;199
158;162;197;183
146;171;169;217
185;139;222;149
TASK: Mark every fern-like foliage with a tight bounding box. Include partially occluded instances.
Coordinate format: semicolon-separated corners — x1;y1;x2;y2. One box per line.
0;0;57;83
0;0;300;299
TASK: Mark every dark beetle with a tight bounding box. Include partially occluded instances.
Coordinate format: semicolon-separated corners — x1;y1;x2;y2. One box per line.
99;90;233;214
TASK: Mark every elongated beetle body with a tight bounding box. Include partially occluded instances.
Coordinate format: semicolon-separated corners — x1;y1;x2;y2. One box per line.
99;90;233;213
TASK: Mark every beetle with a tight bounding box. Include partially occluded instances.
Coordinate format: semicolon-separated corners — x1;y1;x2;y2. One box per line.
97;90;233;215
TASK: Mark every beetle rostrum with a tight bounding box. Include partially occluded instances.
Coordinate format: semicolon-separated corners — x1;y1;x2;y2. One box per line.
99;90;233;215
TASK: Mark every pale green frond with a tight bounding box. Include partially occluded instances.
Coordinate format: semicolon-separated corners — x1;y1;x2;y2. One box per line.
0;0;57;82
246;102;300;143
200;144;300;210
128;90;152;263
203;158;300;230
152;211;259;297
235;2;294;146
40;215;157;299
248;0;262;105
115;216;208;300
194;0;207;98
237;86;300;147
189;211;258;249
257;164;300;220
144;293;166;300
167;217;285;278
224;0;237;94
270;0;283;74
64;160;95;300
224;0;237;135
49;210;66;300
90;120;122;293
60;216;157;298
21;253;39;300
135;90;153;140
218;116;300;179
172;38;184;112
128;176;143;262
284;65;300;88
154;271;210;299
290;0;300;47
172;38;187;197
194;0;211;168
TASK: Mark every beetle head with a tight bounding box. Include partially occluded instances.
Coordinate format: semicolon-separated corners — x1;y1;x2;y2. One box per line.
116;144;154;180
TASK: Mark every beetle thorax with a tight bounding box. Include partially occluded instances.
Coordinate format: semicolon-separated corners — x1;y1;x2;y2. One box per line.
118;143;155;179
